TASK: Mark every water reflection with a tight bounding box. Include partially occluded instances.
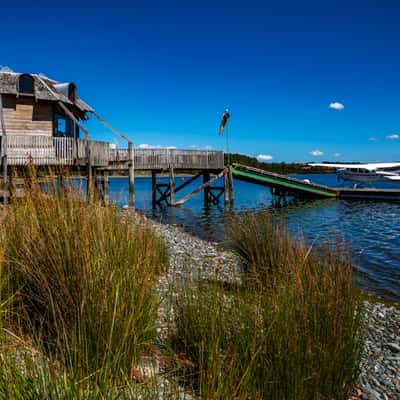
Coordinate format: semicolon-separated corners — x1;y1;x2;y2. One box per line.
107;175;400;301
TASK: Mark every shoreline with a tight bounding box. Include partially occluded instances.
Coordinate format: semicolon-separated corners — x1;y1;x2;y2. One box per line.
146;219;400;400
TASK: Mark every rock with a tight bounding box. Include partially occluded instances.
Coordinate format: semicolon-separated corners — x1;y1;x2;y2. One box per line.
387;342;400;353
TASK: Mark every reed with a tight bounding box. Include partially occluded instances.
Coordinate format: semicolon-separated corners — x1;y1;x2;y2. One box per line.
172;211;363;399
0;179;168;381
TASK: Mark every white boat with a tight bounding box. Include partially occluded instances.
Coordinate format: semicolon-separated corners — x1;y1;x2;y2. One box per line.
308;162;400;184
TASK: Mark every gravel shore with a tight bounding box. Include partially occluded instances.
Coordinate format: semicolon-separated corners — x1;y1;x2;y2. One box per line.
150;221;400;400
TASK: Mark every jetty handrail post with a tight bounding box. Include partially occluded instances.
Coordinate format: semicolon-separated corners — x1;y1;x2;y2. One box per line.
128;141;134;207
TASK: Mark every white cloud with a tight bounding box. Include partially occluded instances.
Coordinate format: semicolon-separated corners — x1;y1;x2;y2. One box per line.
328;102;345;111
333;152;341;157
256;154;273;162
204;145;213;150
387;134;399;140
166;146;177;149
309;149;324;157
138;144;169;149
368;137;379;141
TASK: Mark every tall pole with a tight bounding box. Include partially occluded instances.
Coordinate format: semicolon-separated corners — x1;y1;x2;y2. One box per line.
226;124;230;165
128;141;135;207
219;109;231;166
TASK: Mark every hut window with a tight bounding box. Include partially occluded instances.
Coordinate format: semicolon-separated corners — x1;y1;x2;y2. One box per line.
18;74;34;94
54;114;78;138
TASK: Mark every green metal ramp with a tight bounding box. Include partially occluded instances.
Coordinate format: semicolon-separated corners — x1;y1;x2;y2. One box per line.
231;164;337;198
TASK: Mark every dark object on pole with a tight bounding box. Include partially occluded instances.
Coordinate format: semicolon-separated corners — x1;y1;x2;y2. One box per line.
218;109;230;135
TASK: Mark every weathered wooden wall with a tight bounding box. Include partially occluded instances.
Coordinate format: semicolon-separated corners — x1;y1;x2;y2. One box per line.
1;95;53;136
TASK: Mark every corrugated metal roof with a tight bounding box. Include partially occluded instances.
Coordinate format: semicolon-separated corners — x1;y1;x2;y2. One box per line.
0;71;94;113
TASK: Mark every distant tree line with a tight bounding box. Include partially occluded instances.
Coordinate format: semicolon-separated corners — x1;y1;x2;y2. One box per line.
225;153;335;174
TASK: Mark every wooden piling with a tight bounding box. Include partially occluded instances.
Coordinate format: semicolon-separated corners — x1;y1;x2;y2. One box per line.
86;140;92;202
169;167;175;206
224;169;229;205
151;170;157;207
174;169;226;206
103;172;109;206
203;170;211;204
128;141;134;207
228;165;234;205
58;174;64;196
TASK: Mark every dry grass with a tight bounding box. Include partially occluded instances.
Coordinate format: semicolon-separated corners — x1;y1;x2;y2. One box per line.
0;178;168;383
171;211;363;399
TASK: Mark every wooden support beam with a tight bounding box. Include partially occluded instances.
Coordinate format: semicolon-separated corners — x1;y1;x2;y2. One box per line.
151;170;157;207
128;142;134;207
174;169;226;206
155;184;171;206
173;173;201;194
103;172;109;206
157;173;202;205
87;166;93;203
203;171;211;204
224;169;229;205
169;167;175;206
228;165;234;204
36;76;91;140
91;111;131;143
57;174;64;196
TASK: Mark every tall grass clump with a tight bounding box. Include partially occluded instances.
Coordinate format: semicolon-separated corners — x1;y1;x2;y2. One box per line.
1;180;168;381
172;211;363;399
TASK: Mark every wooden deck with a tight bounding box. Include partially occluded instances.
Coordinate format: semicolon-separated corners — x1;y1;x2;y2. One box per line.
0;136;224;170
109;148;224;170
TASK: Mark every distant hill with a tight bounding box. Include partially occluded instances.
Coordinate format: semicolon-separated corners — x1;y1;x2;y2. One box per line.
225;153;335;174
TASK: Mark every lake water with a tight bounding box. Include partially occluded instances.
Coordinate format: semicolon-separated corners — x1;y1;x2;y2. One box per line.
107;174;400;301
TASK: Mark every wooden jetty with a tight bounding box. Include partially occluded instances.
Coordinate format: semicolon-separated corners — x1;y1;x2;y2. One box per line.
2;70;400;207
231;164;337;198
232;164;400;202
0;70;231;207
337;188;400;201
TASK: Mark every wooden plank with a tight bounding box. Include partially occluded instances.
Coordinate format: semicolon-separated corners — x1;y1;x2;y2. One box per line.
174;169;226;206
91;111;131;143
155;174;201;205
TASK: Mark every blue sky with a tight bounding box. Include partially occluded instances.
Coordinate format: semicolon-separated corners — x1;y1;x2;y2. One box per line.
2;2;400;162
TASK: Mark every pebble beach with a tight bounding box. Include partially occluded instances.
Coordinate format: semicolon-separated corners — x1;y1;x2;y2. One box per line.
150;221;400;400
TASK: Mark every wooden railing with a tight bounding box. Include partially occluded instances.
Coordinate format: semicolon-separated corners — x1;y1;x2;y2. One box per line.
0;136;224;170
110;148;224;170
1;136;109;166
